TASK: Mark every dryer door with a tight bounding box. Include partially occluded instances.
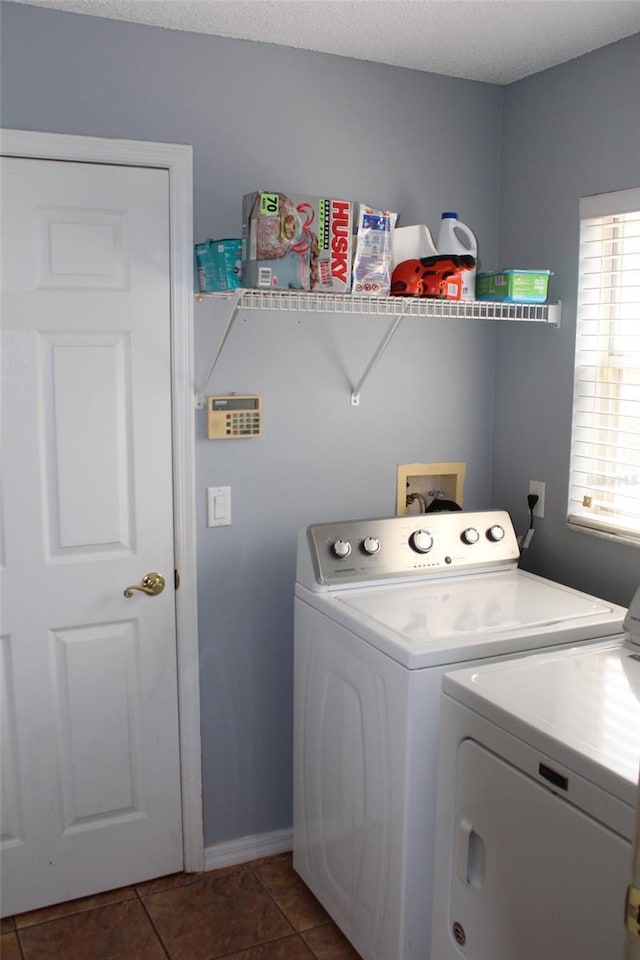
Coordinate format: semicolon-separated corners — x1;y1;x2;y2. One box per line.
446;739;629;960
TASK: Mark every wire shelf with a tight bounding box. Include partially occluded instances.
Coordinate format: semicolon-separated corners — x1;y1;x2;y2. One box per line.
195;289;560;406
197;288;560;324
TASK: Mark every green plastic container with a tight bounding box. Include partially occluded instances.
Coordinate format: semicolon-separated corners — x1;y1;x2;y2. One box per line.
476;269;551;303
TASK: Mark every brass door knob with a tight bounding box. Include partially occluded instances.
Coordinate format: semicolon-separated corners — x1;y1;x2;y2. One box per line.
124;572;165;598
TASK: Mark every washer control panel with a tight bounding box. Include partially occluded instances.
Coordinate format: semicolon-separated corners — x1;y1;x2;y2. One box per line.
304;510;520;587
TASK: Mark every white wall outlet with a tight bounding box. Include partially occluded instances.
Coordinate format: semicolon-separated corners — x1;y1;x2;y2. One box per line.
207;486;231;527
528;480;546;519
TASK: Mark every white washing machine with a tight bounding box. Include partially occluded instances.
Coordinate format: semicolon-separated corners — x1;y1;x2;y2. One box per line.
430;589;640;960
293;510;628;960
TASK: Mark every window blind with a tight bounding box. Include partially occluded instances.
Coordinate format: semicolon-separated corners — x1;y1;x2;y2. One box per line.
567;187;640;545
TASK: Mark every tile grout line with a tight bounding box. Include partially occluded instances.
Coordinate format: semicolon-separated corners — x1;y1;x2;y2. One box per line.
140;861;311;960
12;925;27;960
248;856;365;960
136;891;172;960
247;859;330;959
12;891;140;932
8;856;354;960
233;862;310;959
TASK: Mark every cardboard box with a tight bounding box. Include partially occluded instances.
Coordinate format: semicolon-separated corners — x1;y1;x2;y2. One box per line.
195;239;242;293
242;191;354;291
476;269;551;303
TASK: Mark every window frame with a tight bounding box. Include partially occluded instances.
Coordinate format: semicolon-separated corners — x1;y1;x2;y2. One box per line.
566;186;640;547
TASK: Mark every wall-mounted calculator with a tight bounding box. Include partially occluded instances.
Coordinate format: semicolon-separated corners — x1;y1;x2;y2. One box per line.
206;395;263;440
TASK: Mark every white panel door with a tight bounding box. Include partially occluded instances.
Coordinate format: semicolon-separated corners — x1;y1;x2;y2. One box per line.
0;156;183;916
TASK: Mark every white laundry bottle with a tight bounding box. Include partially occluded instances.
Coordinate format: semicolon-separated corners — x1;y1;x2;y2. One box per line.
391;224;439;269
436;211;478;300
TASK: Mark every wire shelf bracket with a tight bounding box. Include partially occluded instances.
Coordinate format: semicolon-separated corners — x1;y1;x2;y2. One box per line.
195;289;243;408
350;297;414;406
195;290;561;406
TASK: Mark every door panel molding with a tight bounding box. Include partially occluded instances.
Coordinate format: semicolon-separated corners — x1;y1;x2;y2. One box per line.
0;128;203;871
41;332;134;556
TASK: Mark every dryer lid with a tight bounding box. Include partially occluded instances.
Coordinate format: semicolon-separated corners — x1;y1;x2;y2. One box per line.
443;639;639;797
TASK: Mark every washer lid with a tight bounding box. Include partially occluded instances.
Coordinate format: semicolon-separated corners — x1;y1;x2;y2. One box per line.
443;639;640;799
328;569;626;668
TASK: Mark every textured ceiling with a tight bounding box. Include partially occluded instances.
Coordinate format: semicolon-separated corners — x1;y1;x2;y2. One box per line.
8;0;640;84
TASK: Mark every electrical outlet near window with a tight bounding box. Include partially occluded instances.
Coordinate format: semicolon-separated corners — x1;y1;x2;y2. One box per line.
396;462;466;516
529;480;546;518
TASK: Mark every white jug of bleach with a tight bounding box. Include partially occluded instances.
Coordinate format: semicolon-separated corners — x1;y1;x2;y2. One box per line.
436;212;478;300
391;224;439;269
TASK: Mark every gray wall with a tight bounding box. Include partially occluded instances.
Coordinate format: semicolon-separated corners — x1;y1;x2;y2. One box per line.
0;2;503;846
2;3;638;849
492;33;640;607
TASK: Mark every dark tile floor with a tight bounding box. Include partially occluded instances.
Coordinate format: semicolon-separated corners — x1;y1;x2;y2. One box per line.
0;852;363;960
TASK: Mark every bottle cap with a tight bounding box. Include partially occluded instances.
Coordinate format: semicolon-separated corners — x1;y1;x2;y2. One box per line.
441;211;457;219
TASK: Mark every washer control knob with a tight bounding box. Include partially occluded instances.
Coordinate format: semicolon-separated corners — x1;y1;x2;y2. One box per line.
332;538;352;559
461;527;480;545
362;536;381;555
487;524;505;542
410;529;434;554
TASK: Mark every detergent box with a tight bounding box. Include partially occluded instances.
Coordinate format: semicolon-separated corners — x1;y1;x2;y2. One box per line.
476;269;551;303
241;191;354;291
195;239;242;293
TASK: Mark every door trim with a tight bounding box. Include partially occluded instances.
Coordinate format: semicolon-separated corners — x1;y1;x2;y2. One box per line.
0;128;203;871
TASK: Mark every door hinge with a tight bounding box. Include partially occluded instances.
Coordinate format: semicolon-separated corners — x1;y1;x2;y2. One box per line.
626;885;640;938
174;569;180;590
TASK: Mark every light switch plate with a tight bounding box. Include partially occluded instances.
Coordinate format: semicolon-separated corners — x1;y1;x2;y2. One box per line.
207;486;231;527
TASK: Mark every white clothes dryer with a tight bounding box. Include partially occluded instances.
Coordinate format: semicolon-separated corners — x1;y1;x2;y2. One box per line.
430;590;640;960
293;510;627;960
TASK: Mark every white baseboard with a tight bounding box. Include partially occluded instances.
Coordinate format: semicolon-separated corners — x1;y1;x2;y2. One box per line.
204;828;293;871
